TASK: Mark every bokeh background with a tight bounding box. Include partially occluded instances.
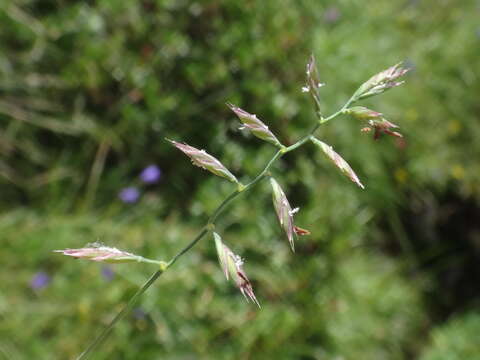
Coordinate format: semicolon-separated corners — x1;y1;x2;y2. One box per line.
1;0;479;359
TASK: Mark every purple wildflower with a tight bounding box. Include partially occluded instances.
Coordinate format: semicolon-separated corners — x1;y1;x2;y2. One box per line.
119;187;140;203
132;307;147;320
101;266;115;281
31;271;51;290
140;165;162;184
324;7;341;24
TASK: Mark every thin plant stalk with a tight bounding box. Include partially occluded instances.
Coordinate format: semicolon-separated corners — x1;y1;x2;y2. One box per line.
77;269;164;360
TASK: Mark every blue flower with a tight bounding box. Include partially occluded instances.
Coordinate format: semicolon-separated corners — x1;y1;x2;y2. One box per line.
324;7;341;24
140;165;162;184
119;187;140;203
132;307;147;320
31;271;51;290
101;266;115;281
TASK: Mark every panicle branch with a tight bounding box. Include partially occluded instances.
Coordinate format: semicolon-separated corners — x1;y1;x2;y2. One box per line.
68;54;411;360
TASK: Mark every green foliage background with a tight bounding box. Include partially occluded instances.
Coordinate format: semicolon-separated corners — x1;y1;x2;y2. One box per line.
1;0;479;359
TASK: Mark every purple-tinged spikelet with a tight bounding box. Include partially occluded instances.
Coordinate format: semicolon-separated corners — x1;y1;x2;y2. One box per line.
345;106;403;139
270;178;296;251
227;103;282;147
311;137;365;189
344;106;383;120
363;119;403;140
168;140;238;183
353;62;409;101
213;232;260;307
305;55;324;115
55;243;167;269
54;244;141;263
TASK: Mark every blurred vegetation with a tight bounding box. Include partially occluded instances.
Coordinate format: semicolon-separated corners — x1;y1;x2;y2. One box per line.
420;312;480;360
1;0;479;359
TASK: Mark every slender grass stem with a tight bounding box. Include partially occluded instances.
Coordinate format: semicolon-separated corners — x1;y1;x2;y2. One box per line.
319;95;356;124
208;191;243;225
77;97;350;359
77;269;164;360
167;229;209;268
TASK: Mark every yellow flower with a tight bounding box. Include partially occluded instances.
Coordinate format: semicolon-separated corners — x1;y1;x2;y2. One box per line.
450;165;465;180
394;168;408;184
